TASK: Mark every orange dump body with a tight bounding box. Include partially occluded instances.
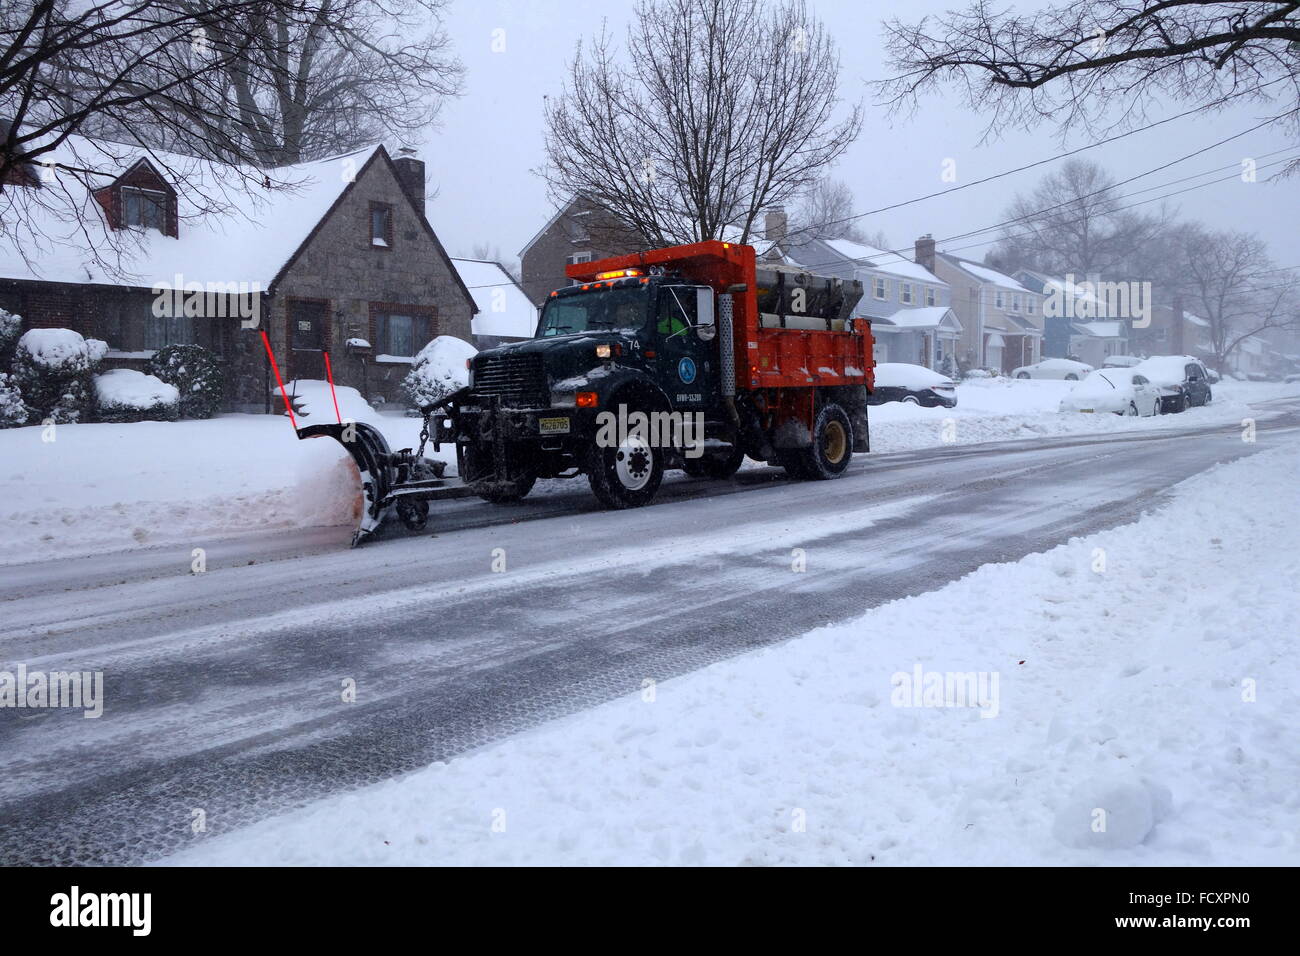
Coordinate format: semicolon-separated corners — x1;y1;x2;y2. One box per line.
566;240;875;400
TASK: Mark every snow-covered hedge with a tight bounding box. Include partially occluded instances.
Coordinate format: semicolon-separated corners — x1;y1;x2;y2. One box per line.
0;372;27;428
94;368;180;423
11;328;95;424
147;343;225;419
0;309;21;366
401;336;476;412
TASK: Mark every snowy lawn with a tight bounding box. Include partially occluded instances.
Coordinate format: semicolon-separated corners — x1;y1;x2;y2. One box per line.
0;404;447;566
161;442;1300;866
868;378;1300;451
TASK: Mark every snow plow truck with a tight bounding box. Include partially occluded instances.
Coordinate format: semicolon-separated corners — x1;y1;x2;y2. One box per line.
297;240;874;543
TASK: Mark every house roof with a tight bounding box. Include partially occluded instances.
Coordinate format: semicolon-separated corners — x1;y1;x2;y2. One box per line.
784;237;945;285
871;306;962;332
452;258;536;339
0;133;476;311
1071;321;1126;338
518;196;583;261
940;253;1032;293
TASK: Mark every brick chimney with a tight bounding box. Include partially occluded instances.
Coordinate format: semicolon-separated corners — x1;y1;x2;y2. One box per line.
392;147;426;220
764;206;788;242
915;234;936;272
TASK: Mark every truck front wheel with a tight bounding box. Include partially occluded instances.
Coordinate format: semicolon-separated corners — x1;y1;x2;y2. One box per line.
788;403;853;480
588;432;664;508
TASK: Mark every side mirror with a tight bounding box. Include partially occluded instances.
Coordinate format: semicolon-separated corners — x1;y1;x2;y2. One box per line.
696;287;716;341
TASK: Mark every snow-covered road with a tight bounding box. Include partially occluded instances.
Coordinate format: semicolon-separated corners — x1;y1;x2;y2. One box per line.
1;398;1298;864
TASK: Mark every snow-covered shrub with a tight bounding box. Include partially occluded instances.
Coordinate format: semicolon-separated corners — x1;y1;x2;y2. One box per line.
938;354;960;380
85;338;108;370
0;372;27;427
401;335;476;412
93;368;180;422
11;328;95;424
147;343;225;419
0;309;21;366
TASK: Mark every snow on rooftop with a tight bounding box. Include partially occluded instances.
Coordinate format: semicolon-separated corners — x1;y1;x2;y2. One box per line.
0;133;380;289
951;258;1032;293
1071;321;1126;338
819;238;942;284
452;259;537;339
873;306;954;330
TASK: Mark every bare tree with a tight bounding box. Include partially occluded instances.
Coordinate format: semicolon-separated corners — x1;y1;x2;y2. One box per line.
988;159;1171;279
542;0;862;247
196;0;464;166
1175;224;1299;372
879;1;1300;170
788;176;887;245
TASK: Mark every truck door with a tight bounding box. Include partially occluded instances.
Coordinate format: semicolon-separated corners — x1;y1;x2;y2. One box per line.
655;285;714;410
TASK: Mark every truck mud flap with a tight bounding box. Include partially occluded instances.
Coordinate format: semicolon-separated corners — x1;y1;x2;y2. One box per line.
297;421;395;547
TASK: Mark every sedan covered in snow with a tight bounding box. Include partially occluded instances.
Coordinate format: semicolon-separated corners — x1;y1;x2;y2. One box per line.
868;363;957;408
1134;355;1213;413
1012;358;1094;381
1059;369;1162;417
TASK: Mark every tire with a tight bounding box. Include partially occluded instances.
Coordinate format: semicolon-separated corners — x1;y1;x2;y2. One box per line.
1203;388;1212;406
396;497;429;531
901;394;921;405
1016;372;1030;380
789;403;853;481
1127;401;1139;417
682;442;745;479
1065;373;1079;381
588;428;664;508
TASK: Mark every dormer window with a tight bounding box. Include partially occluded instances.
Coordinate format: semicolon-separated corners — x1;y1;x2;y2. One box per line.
122;187;166;231
370;202;393;248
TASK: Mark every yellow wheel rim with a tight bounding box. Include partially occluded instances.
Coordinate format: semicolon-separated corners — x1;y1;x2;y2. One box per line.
823;420;847;464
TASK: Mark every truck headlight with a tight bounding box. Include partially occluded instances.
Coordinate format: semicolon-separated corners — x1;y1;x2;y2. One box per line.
596;344;612;359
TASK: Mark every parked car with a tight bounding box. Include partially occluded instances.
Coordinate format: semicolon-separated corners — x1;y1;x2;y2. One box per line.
1134;355;1213;412
869;363;958;408
1101;355;1143;369
1059;369;1162;417
1012;358;1094;381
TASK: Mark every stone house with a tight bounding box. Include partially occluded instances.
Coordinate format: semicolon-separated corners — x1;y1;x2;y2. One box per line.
0;132;475;412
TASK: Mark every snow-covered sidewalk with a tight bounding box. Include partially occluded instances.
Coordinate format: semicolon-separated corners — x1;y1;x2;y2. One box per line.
162;441;1300;866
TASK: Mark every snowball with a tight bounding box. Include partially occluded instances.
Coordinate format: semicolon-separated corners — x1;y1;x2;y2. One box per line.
1052;771;1171;850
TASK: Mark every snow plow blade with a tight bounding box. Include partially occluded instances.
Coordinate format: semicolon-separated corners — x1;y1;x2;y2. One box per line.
297;422;394;546
296;421;454;547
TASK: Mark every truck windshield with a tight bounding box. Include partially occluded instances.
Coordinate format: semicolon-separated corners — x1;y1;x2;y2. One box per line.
538;287;649;337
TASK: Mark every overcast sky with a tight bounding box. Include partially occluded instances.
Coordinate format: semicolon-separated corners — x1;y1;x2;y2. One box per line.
422;0;1300;273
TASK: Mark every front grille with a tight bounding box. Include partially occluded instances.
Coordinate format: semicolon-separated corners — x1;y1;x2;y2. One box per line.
472;353;549;407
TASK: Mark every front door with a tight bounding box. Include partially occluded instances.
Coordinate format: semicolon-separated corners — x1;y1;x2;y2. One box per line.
655;285;713;411
289;299;328;381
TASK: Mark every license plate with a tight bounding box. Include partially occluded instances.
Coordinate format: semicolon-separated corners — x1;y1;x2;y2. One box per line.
1079;409;1094;413
538;416;570;435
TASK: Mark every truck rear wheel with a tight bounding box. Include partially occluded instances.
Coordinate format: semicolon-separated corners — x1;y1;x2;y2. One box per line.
790;403;853;481
588;432;664;508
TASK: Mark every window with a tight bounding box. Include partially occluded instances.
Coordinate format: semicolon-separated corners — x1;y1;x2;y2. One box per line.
144;315;195;350
872;276;888;300
994;290;1005;309
900;282;914;305
1027;297;1036;314
1012;294;1021;312
373;307;432;357
925;286;936;307
122;187;166;231
370;202;393;248
566;252;594;265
